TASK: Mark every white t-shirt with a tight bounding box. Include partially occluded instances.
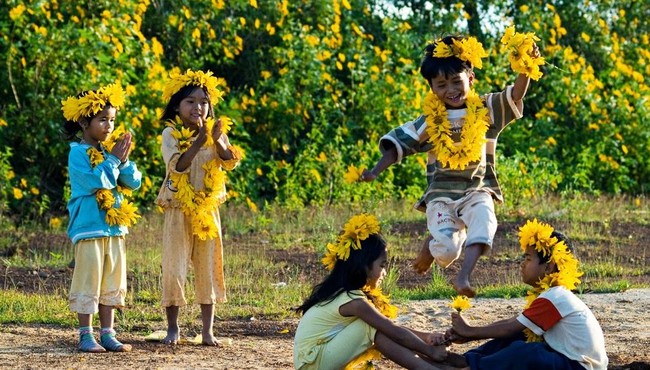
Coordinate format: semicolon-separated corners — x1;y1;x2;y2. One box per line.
517;286;608;370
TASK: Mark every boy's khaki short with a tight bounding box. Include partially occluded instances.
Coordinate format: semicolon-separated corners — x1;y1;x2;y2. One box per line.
426;191;497;268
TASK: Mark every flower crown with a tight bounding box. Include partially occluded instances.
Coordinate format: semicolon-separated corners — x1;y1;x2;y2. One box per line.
518;219;583;292
61;83;125;122
162;69;225;105
431;36;489;69
322;214;381;270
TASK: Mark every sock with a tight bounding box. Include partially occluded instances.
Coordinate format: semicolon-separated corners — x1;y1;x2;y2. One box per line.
78;326;105;352
100;327;131;352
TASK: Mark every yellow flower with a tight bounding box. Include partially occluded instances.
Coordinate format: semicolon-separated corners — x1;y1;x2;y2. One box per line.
49;217;62;229
500;26;545;80
450;295;472;313
13;187;23;200
96;189;116;210
9;5;26;21
344;164;363;183
322;244;338;271
246;197;258;213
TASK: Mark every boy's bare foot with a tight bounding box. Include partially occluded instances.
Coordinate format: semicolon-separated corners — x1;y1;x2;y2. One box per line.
444;352;469;368
162;326;180;345
452;278;476;298
201;332;219;346
412;236;434;274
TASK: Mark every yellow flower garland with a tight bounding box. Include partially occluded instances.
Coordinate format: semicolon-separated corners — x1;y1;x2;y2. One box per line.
518;219;583;342
321;214;398;370
166;117;241;240
86;137;140;227
424;90;490;170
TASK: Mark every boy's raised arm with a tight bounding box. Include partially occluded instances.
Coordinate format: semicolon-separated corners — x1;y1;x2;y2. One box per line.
511;43;540;102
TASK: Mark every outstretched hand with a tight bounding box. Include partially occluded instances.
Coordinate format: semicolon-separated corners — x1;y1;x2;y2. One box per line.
211;118;223;144
359;169;377;182
111;133;132;163
441;328;471;345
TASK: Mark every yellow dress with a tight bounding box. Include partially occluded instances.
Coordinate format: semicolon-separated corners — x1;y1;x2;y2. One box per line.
157;126;239;306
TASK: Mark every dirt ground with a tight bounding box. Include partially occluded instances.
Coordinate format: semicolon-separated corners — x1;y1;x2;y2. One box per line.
1;220;649;369
0;289;648;369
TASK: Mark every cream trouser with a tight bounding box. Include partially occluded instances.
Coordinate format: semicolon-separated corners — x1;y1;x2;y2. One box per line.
161;207;226;307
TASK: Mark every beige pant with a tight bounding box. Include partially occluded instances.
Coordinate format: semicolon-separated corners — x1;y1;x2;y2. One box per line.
426;191;497;268
161;207;226;307
69;236;127;314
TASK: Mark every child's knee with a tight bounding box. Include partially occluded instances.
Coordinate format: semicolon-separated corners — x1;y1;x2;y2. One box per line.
428;230;465;268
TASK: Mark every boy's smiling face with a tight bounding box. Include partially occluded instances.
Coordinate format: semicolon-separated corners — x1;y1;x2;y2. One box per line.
429;70;475;108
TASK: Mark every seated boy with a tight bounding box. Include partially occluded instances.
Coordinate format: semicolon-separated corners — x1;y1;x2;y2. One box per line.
442;219;608;370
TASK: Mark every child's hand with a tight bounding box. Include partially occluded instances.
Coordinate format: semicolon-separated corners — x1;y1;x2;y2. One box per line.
359;169;377;182
530;42;541;59
194;118;208;147
212;118;224;144
450;312;472;338
444;328;470;344
111;133;132;163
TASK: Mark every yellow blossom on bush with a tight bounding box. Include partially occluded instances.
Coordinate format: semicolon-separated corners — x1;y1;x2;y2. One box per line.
13;187;23;200
344;164;364;183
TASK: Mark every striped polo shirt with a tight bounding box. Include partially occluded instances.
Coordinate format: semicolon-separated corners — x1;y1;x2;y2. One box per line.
379;86;523;212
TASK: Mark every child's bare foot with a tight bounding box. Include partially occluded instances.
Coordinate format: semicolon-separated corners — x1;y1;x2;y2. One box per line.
430;344;448;362
452;278;476;298
201;331;219;346
444;352;469;368
162;326;180;345
412;236;434;274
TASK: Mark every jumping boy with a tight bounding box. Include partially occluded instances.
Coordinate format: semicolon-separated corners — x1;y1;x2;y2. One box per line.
361;35;541;297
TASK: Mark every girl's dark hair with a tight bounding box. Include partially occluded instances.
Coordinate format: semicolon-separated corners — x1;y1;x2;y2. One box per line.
537;230;576;265
420;35;474;82
60;90;115;142
295;233;387;315
160;85;215;122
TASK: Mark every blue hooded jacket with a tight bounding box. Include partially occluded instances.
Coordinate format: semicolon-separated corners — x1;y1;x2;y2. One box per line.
67;142;142;244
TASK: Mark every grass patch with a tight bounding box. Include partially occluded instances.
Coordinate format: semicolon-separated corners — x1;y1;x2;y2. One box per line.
0;196;647;329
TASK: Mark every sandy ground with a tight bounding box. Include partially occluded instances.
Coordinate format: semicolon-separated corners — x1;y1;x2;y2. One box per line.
0;289;648;369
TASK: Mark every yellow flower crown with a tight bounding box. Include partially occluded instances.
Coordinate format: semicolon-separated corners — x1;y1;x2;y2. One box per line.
519;218;583;343
162;69;225;105
61;83;125;122
519;219;583;295
431;36;489;69
322;214;381;270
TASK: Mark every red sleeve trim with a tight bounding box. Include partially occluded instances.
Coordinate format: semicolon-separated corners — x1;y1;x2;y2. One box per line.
522;297;562;331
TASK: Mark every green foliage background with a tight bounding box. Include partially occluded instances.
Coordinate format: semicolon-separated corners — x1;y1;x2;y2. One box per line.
0;0;648;223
